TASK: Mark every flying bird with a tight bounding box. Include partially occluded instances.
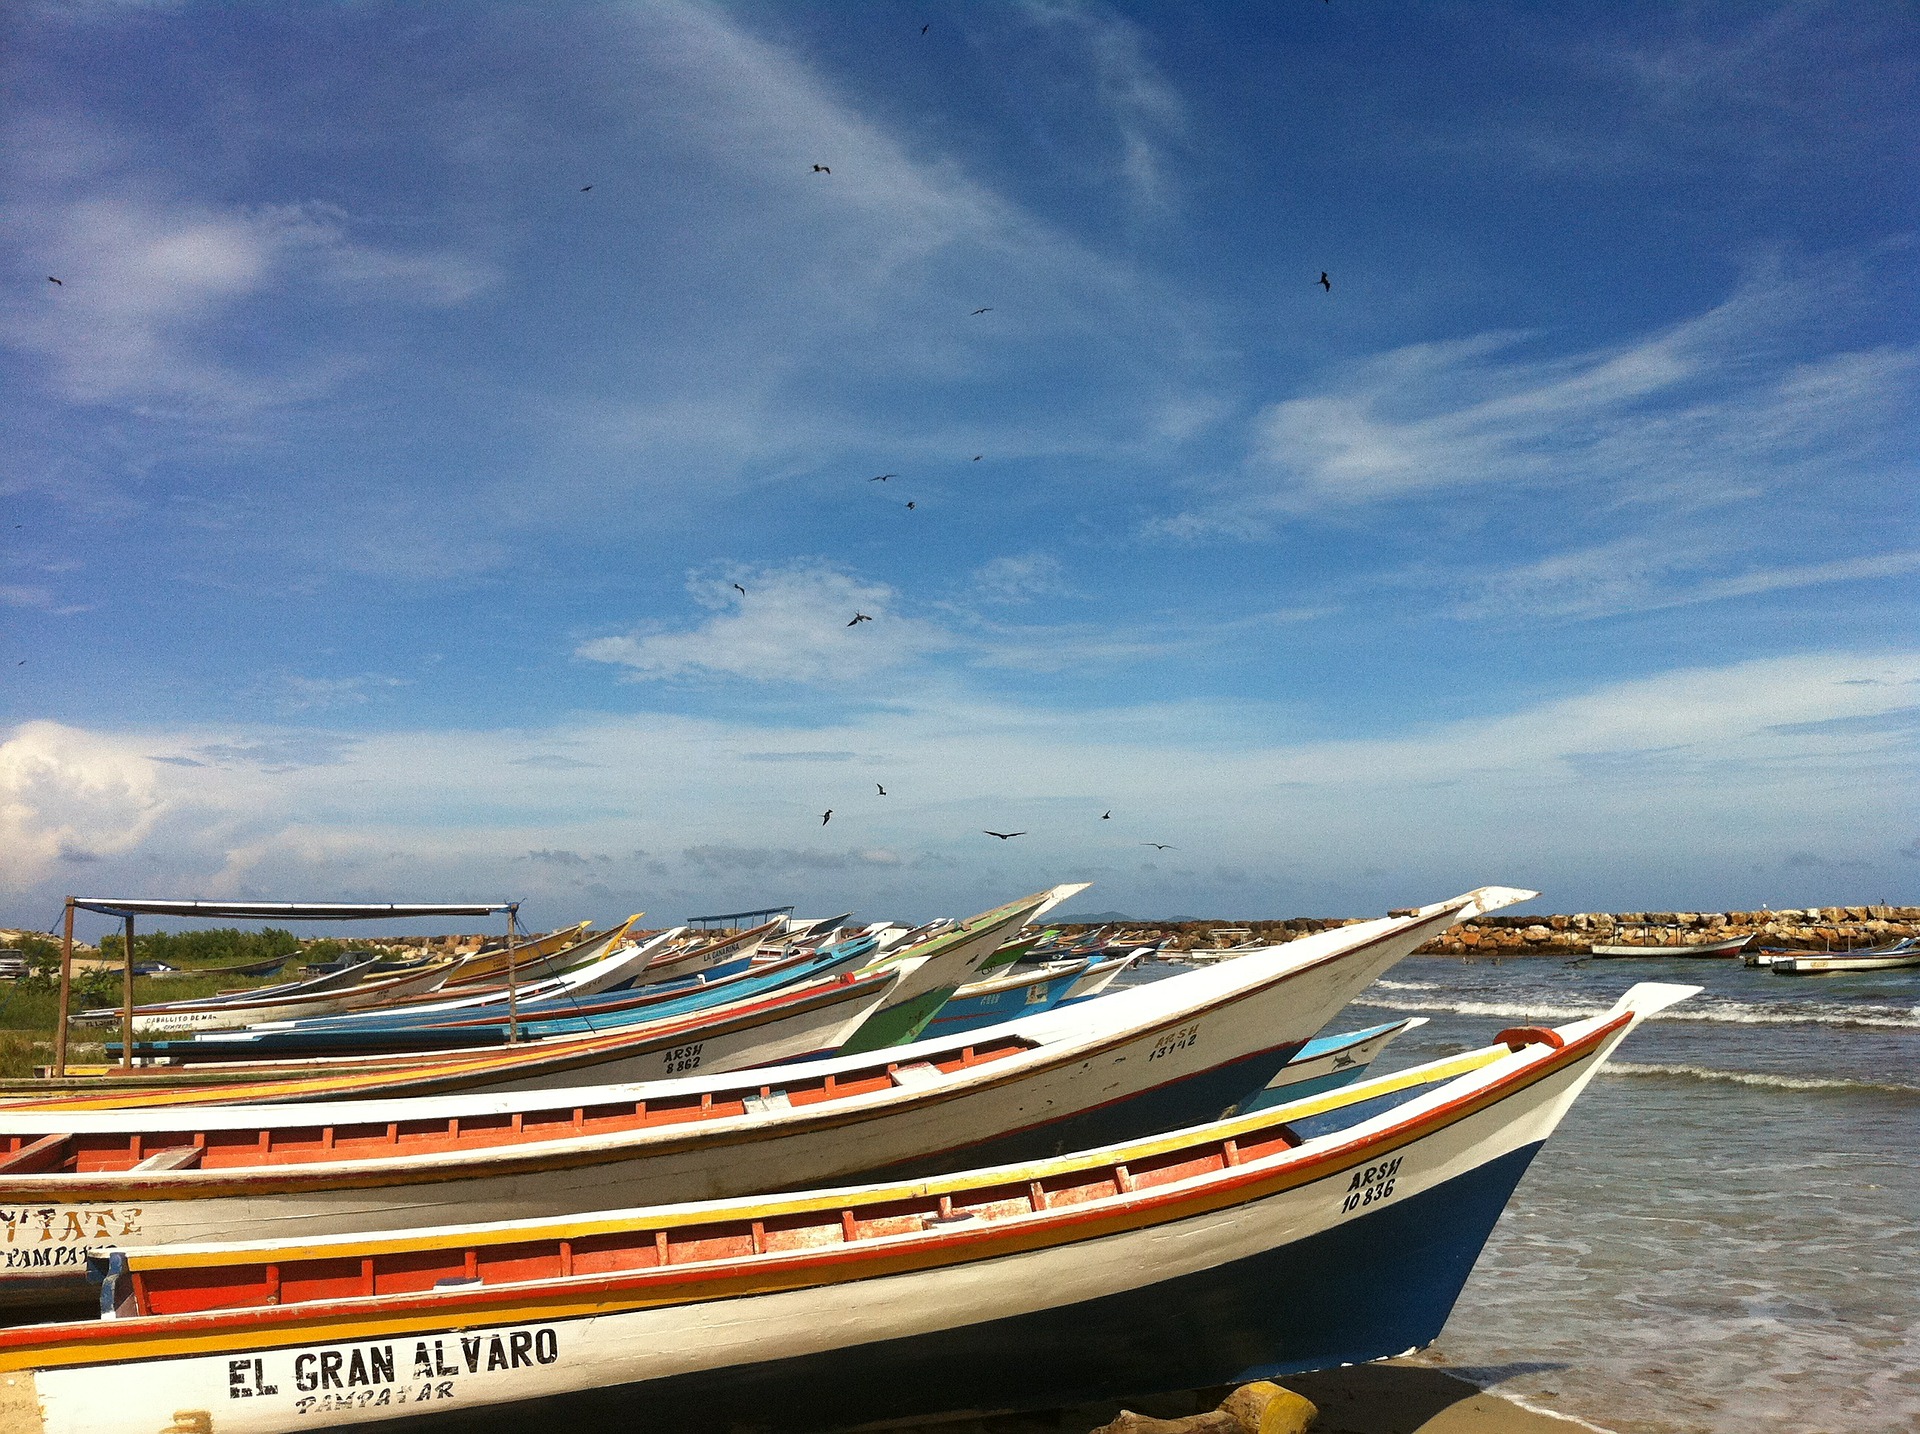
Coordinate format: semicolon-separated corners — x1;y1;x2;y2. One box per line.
1319;272;1331;292
732;583;747;596
922;24;929;34
905;501;916;510
1142;842;1176;850
984;830;1027;840
1102;810;1111;820
971;307;992;316
847;612;872;626
971;454;982;461
870;474;895;482
46;276;62;285
822;809;833;825
812;164;831;174
876;784;887;796
580;185;593;192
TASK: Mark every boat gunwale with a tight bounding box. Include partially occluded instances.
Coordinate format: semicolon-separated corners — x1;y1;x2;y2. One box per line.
0;1015;1404;1197
9;969;894;1111
73;960;459;1024
0;1009;1629;1369
0;905;1476;1184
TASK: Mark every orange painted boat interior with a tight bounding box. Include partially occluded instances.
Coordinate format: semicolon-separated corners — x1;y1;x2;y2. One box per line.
123;1115;1305;1318
0;1036;1038;1176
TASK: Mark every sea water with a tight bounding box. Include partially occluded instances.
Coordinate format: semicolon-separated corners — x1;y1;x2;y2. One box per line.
1320;953;1920;1434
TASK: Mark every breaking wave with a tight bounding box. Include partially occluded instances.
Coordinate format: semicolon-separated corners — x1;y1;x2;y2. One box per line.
1602;1061;1920;1098
1351;994;1920;1031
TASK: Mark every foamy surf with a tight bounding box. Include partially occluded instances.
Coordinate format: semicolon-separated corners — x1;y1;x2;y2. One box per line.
1601;1061;1920;1098
1353;992;1920;1030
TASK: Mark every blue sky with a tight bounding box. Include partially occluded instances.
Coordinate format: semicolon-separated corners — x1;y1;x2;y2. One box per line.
3;0;1916;934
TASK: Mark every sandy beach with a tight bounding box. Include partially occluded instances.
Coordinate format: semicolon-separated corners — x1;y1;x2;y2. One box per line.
879;1359;1601;1434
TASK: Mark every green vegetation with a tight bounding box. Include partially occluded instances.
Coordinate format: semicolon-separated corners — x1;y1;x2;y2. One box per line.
96;926;303;967
0;926;331;1041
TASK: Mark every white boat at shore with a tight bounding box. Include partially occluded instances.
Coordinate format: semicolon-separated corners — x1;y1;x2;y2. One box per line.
1767;938;1920;975
0;889;1521;1295
1588;934;1751;959
0;982;1692;1434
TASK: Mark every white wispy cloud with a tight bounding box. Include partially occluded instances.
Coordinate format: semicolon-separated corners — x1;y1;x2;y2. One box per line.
576;563;951;686
1445;542;1920;623
1264;321;1904;509
578;560;1329;686
5;193;493;411
968;553;1070;604
271;673;412;714
1012;0;1189;211
0;584;91;615
9;649;1914;917
1157;272;1916;534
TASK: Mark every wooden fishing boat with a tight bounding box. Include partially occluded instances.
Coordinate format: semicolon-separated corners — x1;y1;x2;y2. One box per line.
123;931;859;1061
918;958;1093;1038
436;921;594;987
0;894;1503;1297
0;982;1693;1434
1059;950;1142;1002
1588;934;1751;958
1237;1017;1425;1110
0;1017;1418;1305
115;890;1067;1065
922;951;1140;1039
4;888;1076;1110
69;960;459;1036
192;922;787;1050
1767;938;1920;975
618;918;791;989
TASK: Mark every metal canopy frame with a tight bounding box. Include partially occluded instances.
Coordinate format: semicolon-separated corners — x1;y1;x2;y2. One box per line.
54;896;522;1079
686;904;795;931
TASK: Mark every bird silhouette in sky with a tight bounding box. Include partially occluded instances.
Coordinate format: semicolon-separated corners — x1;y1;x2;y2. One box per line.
1319;272;1331;292
922;24;929;34
812;164;831;174
47;276;62;285
821;809;833;825
580;185;593;192
971;454;982;461
1142;842;1176;850
871;474;895;482
1102;810;1111;820
905;501;916;510
984;830;1027;840
971;307;992;315
876;784;887;796
848;613;872;626
732;583;746;596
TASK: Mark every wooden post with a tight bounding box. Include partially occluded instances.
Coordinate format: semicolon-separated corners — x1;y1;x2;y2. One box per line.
120;914;136;1073
52;898;74;1078
505;904;520;1045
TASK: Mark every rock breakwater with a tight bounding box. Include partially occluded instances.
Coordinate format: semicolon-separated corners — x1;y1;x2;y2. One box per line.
1420;905;1919;956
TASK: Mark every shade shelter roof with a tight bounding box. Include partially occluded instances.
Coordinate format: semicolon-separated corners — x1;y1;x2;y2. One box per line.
70;900;515;921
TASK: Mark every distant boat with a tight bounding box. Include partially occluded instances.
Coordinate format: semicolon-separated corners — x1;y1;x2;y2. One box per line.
1767;938;1920;975
0;984;1693;1434
1588;934;1751;959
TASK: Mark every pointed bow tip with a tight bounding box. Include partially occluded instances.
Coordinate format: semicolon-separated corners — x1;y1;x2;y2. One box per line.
1410;885;1539;922
1612;981;1703;1020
